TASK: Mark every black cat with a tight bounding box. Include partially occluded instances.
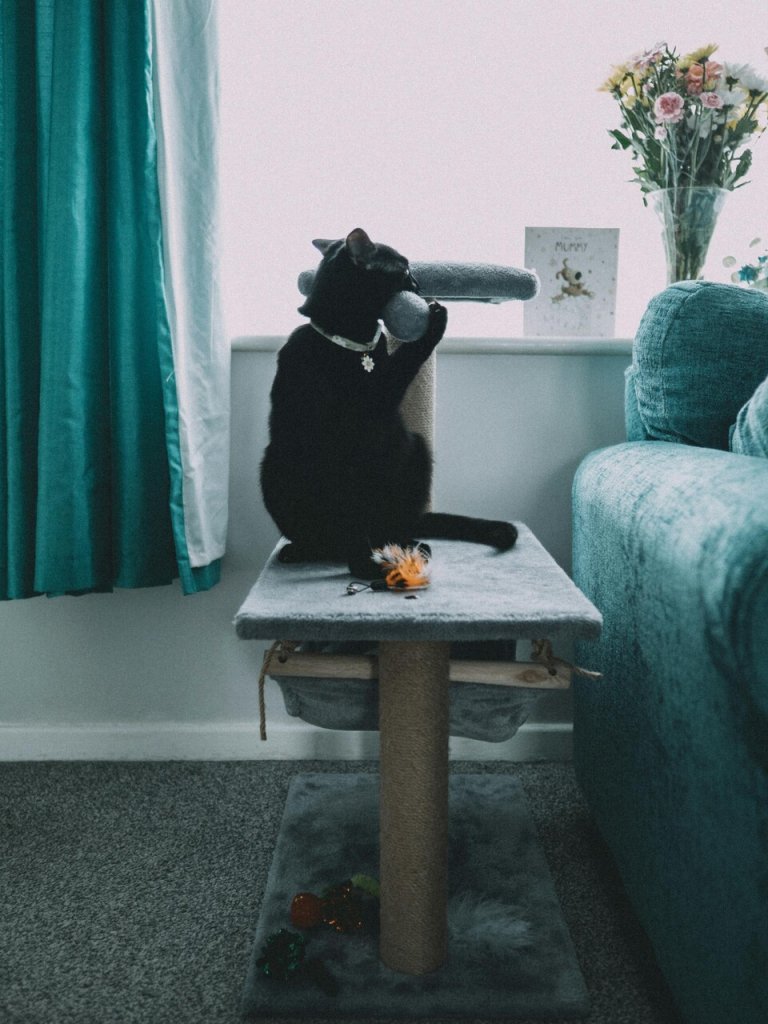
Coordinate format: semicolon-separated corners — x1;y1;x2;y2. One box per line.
260;228;517;579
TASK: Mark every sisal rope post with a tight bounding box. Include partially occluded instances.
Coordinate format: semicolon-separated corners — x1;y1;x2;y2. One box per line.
377;346;450;974
378;639;451;974
399;351;436;457
388;335;436;460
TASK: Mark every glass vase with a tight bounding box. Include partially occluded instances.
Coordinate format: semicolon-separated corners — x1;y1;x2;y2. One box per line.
649;186;728;284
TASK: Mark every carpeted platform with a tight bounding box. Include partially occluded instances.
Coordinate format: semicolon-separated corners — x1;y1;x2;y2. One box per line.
242;773;589;1018
234;529;602;644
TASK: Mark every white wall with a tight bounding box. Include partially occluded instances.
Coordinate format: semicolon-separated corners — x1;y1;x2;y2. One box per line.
0;340;629;761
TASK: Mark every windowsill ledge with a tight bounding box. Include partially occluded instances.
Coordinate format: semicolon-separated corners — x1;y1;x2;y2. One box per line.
232;335;633;356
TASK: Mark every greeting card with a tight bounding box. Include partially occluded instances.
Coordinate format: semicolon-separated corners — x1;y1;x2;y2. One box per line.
524;227;619;337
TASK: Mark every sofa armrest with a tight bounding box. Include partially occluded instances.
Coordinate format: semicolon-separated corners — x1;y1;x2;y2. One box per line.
572;440;768;1024
574;441;768;729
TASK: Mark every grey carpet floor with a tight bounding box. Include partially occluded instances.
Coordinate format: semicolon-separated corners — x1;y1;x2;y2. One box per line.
0;760;684;1024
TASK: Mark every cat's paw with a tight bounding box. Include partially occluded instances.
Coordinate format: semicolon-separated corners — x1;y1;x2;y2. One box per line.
348;554;382;581
423;300;448;344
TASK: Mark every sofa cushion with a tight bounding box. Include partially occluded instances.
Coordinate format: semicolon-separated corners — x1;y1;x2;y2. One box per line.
631;281;768;449
731;374;768;457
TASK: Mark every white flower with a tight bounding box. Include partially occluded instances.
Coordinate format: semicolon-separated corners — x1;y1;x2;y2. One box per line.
361;354;374;372
724;62;768;94
724;62;750;82
654;124;668;140
714;83;746;106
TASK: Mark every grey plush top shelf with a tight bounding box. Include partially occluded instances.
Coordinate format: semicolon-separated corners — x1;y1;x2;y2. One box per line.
235;524;602;644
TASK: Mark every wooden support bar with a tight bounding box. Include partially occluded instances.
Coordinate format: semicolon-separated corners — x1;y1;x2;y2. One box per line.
265;651;571;689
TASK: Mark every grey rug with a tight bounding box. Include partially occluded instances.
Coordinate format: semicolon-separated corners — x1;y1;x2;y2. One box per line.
243;773;589;1018
0;760;684;1024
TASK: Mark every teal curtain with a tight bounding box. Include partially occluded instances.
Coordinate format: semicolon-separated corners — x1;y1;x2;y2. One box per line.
1;0;221;598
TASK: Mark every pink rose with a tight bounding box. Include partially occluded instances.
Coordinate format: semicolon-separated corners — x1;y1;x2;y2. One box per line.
684;61;722;94
700;92;724;109
686;64;705;94
654;91;685;123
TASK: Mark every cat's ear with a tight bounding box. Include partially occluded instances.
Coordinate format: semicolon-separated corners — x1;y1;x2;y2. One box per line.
345;228;375;264
312;238;335;255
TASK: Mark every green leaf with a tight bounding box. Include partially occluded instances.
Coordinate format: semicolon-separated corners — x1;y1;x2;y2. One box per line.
733;149;753;184
608;129;632;150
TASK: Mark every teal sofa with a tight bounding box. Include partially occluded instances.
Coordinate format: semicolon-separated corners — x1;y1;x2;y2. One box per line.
572;281;768;1024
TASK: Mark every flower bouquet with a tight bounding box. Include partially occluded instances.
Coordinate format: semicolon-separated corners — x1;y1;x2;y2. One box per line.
601;43;768;281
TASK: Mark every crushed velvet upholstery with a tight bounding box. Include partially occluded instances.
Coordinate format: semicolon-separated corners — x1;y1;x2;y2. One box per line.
730;371;768;457
625;280;768;448
572;281;768;1024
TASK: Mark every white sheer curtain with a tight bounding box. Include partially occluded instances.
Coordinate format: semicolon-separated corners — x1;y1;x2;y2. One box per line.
151;0;230;569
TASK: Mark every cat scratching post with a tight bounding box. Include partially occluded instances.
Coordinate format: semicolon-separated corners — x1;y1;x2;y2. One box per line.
377;351;449;974
397;346;436;454
236;524;604;1000
379;638;449;972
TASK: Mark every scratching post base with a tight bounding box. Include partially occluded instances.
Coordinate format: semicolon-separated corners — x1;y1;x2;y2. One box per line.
378;640;450;974
240;773;591;1019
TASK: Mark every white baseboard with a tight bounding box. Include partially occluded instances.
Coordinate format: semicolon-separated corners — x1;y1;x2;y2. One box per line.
0;721;572;762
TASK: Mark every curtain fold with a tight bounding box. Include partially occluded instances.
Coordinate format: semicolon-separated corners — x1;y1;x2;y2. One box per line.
0;0;227;599
150;0;229;581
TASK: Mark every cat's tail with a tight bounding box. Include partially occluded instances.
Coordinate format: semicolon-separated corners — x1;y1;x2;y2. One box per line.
416;512;517;551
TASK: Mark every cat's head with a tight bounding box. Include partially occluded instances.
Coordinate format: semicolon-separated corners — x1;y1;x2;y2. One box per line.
312;229;416;280
298;229;419;333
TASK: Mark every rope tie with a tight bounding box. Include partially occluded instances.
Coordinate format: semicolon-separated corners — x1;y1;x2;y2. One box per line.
531;638;603;681
257;640;299;740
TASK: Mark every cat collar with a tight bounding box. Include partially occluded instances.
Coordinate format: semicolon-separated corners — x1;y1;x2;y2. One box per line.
310;320;383;353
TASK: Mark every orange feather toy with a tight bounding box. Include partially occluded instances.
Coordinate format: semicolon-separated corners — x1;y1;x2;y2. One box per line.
371;544;431;590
